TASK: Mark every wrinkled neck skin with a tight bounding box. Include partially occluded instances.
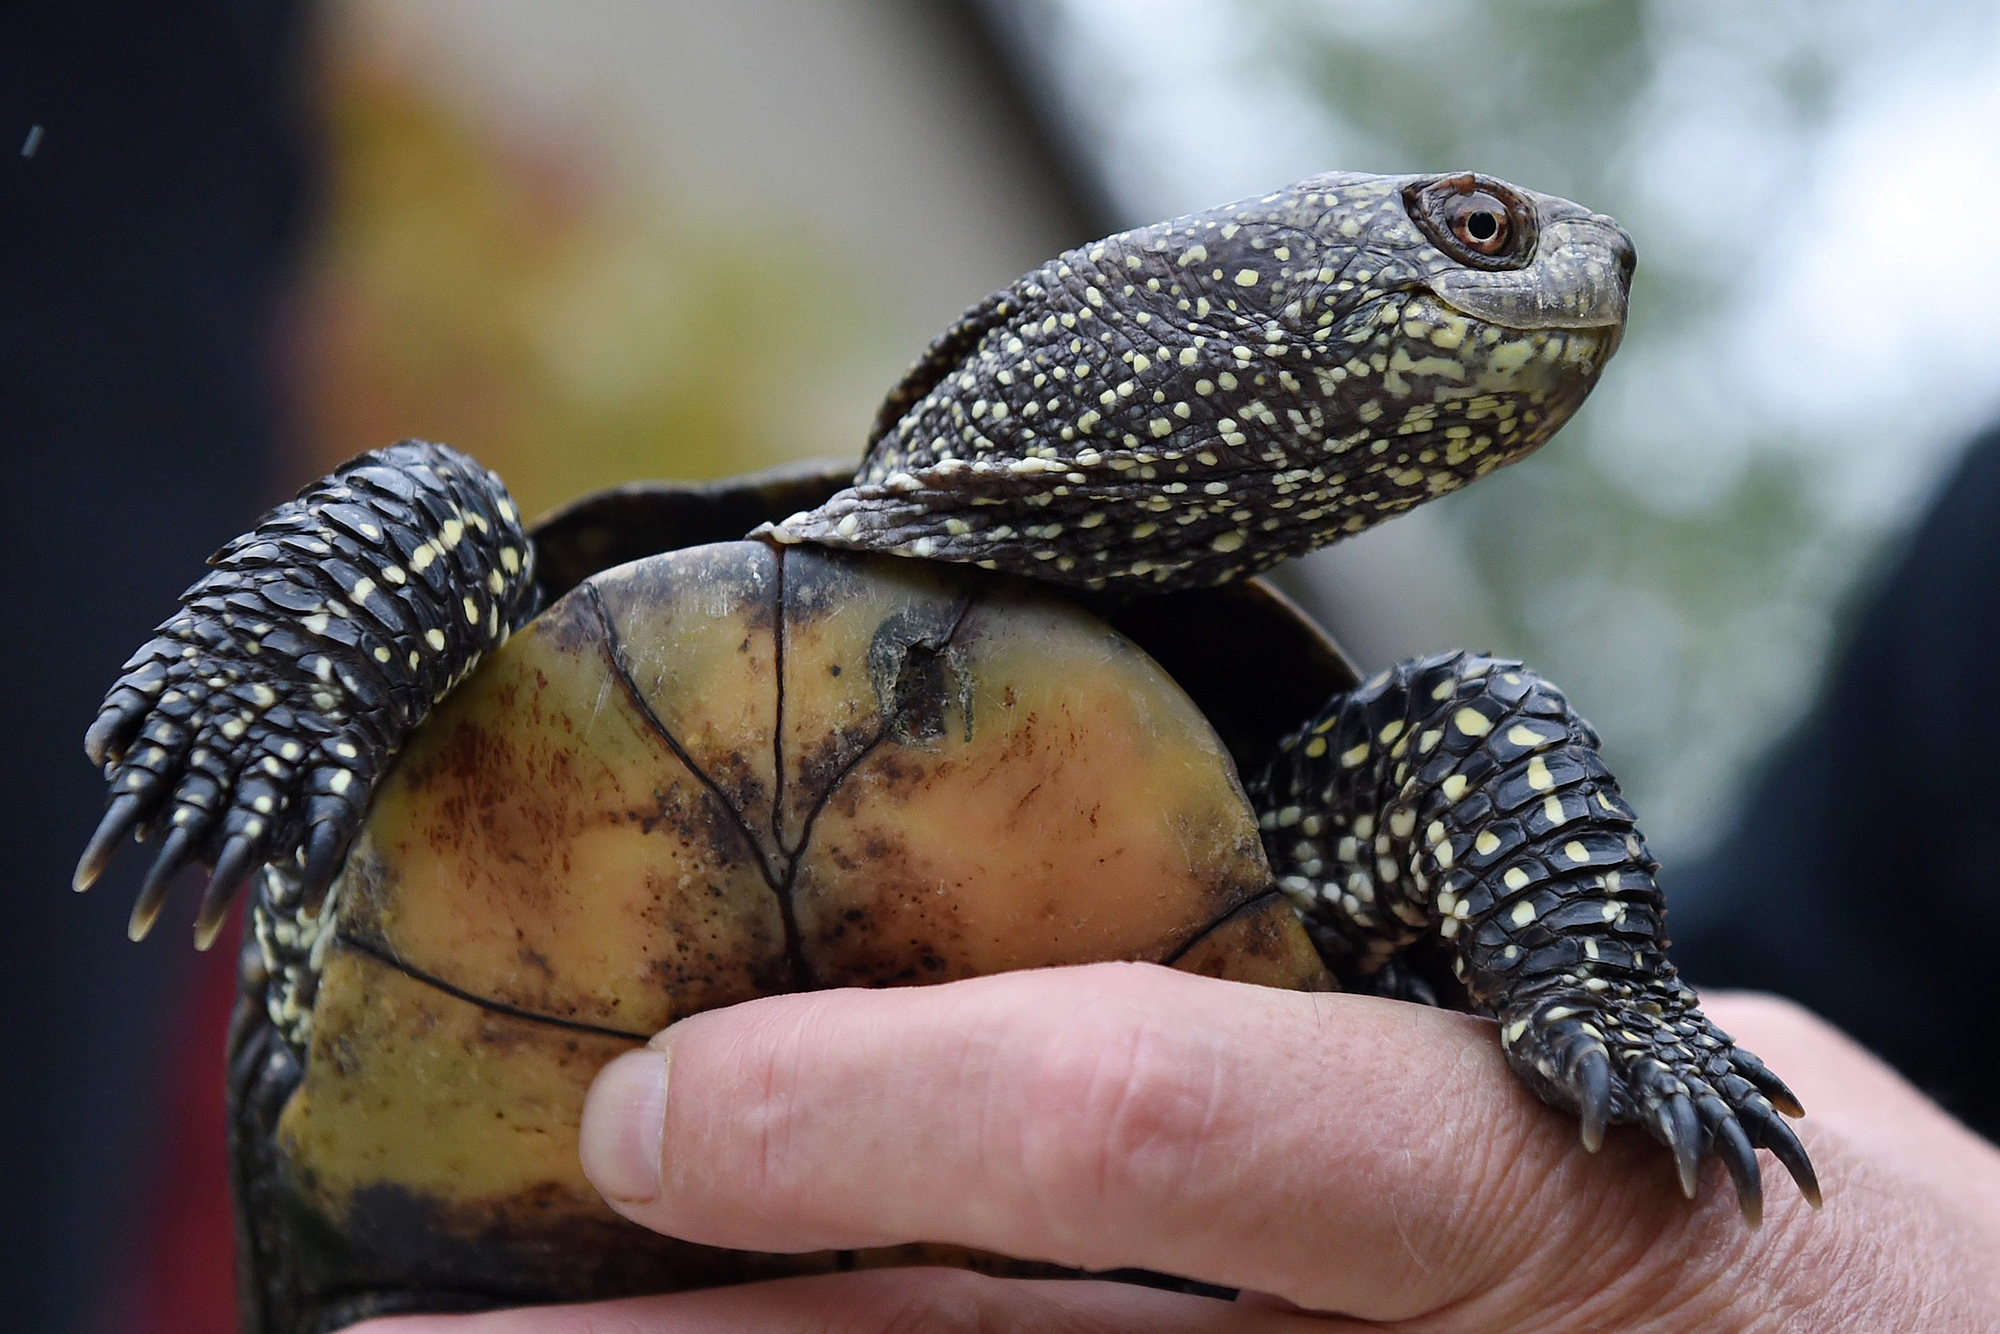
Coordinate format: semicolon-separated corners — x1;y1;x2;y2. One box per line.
841;171;1634;590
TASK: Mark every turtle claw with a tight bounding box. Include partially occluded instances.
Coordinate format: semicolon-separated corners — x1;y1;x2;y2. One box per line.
1730;1046;1806;1119
1707;1107;1764;1227
1735;1091;1821;1208
129;824;197;942
75;792;146;892
1500;993;1816;1218
195;833;262;950
1649;1088;1702;1199
1575;1047;1612;1153
84;666;168;767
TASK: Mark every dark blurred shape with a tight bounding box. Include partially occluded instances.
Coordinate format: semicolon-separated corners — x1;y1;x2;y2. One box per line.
1676;424;2000;1143
0;3;315;1331
954;0;1119;232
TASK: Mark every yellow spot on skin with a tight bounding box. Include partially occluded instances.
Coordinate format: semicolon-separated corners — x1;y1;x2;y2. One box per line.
462;597;480;624
330;770;352;795
1507;724;1549;748
1565;840;1589;863
1504;867;1531;891
1454;707;1491;738
1475;831;1501;856
1442;775;1468;802
1527;758;1554;791
1303;736;1327;758
499;547;522;575
1543;795;1565;824
1510;899;1537;925
373;647;392;663
425;629;447;652
1378;720;1405;745
1210;531;1246;553
1340;743;1370;768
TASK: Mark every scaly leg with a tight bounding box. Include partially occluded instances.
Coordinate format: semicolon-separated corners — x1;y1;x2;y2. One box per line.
74;442;536;945
1251;651;1818;1223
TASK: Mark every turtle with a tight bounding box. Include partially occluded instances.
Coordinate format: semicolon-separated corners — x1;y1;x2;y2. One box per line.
75;170;1818;1330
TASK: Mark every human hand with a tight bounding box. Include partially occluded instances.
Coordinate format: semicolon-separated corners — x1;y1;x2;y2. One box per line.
354;964;2000;1331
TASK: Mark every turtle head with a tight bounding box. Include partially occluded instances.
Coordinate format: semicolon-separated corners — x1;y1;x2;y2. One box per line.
1088;169;1635;498
802;169;1637;589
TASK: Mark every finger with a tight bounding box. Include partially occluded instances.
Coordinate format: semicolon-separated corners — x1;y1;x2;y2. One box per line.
580;962;1648;1320
348;1268;1353;1334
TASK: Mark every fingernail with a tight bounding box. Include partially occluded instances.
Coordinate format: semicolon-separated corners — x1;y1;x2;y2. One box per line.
580;1047;669;1204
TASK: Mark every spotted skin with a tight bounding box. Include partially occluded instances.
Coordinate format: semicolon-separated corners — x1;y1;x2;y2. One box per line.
76;444;536;943
1254;652;1818;1222
78;170;1816;1218
769;171;1630;588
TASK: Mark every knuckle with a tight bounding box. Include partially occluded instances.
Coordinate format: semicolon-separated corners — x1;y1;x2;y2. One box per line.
1007;1011;1224;1234
682;994;837;1200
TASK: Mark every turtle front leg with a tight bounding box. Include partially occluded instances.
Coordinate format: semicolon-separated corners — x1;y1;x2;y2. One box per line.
75;441;536;946
1250;651;1818;1223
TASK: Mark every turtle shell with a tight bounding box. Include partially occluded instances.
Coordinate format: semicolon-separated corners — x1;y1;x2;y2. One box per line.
233;476;1360;1332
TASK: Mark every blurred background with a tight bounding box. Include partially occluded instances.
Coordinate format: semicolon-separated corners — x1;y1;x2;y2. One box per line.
6;1;1998;1329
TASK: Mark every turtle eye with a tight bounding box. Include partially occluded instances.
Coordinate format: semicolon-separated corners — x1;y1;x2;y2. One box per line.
1449;193;1510;254
1403;174;1537;270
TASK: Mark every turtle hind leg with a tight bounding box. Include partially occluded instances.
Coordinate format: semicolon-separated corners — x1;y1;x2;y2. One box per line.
76;441;538;945
1250;650;1818;1222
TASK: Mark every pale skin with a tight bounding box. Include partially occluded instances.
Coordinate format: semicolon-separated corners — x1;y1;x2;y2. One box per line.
357;966;2000;1333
